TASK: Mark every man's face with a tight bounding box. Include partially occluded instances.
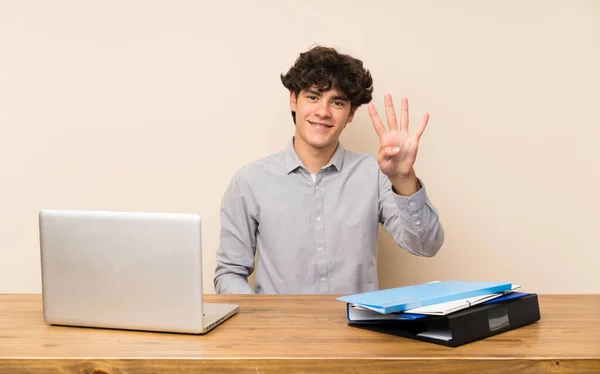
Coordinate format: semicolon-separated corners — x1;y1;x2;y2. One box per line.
290;86;355;150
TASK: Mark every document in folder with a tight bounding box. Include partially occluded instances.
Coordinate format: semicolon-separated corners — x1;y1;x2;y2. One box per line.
403;284;522;315
337;280;513;314
346;287;524;322
347;304;429;322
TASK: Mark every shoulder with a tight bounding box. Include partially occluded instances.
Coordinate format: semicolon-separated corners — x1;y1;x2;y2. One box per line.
342;148;379;170
230;150;285;186
341;148;386;188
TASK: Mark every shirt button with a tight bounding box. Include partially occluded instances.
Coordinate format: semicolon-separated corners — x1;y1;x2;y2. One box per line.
316;216;321;221
409;202;415;207
315;185;320;190
320;277;326;282
416;220;421;225
318;247;324;252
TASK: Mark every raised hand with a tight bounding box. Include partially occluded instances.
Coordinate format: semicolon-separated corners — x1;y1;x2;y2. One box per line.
368;94;429;194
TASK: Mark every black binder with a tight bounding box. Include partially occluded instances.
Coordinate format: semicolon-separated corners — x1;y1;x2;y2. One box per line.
349;293;541;347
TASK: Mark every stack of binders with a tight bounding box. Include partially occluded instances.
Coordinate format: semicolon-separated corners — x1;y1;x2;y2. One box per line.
337;280;541;347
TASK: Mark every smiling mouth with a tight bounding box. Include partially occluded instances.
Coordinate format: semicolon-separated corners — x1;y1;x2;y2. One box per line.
308;120;333;128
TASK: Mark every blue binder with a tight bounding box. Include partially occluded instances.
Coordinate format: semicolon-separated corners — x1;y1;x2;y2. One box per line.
337;280;513;314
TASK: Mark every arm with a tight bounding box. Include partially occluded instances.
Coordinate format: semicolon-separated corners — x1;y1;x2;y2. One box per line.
369;94;444;256
378;170;444;256
214;174;258;294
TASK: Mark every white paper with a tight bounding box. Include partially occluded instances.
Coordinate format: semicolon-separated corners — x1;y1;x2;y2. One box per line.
348;304;416;320
417;329;452;341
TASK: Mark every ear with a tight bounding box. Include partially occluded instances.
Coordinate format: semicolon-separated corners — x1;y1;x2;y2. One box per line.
289;90;297;111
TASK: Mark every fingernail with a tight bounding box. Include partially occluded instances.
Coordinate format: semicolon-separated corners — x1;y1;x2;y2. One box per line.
392;147;400;152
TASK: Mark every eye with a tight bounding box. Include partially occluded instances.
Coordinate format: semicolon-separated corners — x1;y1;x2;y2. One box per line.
333;101;346;107
306;95;318;101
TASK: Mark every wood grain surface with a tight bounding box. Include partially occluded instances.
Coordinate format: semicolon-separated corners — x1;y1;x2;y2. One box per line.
1;294;599;373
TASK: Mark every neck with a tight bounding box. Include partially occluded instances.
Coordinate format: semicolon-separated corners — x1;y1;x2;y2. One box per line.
293;137;338;175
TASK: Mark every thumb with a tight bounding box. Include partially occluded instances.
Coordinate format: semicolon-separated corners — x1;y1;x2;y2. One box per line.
382;146;400;159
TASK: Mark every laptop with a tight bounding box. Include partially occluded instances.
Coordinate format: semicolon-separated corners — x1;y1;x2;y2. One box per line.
38;209;239;334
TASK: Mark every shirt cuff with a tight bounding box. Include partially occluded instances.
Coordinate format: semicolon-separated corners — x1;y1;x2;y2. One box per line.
392;178;426;213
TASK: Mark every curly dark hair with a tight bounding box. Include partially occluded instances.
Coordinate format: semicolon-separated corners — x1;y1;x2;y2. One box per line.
280;46;374;123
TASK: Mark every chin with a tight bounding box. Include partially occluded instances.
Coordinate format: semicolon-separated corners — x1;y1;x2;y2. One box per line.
306;138;335;149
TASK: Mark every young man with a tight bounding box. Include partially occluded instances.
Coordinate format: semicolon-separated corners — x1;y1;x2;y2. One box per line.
214;46;444;294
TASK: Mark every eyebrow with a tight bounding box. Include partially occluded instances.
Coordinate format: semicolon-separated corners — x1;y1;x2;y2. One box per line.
306;89;349;102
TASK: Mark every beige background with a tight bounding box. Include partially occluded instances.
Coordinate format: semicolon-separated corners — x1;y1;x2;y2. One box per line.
1;0;599;294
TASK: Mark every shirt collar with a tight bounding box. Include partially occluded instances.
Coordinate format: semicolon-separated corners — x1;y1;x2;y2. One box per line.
283;137;346;174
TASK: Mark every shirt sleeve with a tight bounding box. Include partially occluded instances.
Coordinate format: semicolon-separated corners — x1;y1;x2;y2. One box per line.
378;170;444;257
214;173;258;294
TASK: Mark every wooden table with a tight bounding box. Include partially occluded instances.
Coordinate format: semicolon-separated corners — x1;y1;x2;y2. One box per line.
1;294;599;373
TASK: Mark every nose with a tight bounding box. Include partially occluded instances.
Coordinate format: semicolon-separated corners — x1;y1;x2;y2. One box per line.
314;101;332;118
